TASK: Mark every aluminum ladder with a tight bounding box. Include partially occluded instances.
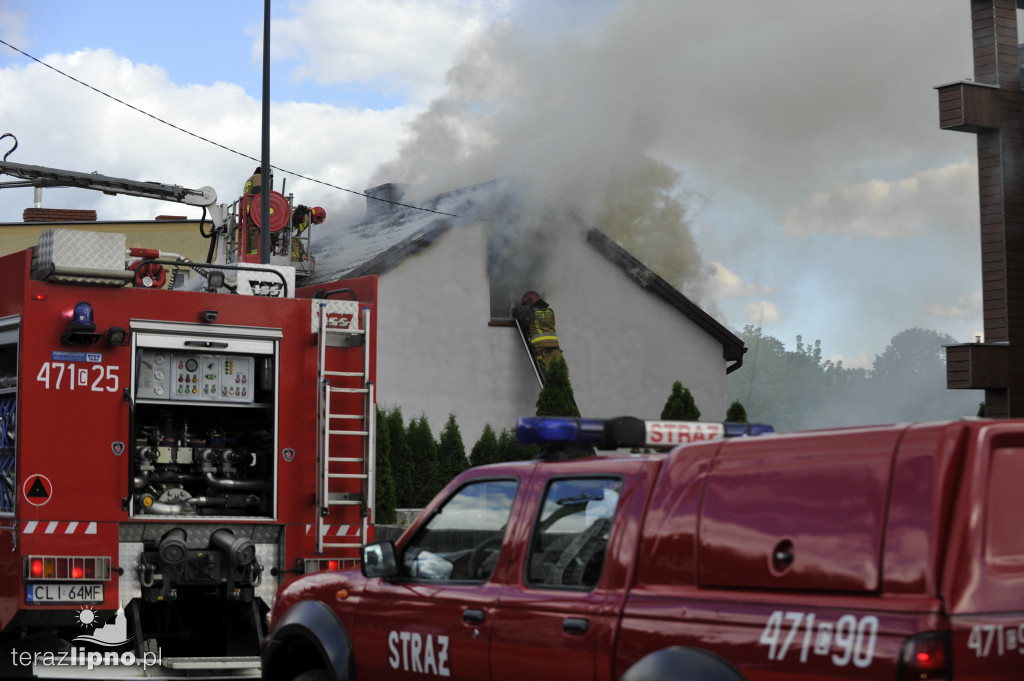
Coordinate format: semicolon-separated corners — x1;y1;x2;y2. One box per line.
315;300;375;553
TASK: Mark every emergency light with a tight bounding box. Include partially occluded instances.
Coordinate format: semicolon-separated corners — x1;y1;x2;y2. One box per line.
515;416;774;450
61;300;102;346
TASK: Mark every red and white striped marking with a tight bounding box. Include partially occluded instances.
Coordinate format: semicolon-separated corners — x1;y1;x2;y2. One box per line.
21;521;97;535
305;524;361;538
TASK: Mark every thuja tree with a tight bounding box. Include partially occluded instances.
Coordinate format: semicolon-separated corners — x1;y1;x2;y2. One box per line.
436;413;469;486
536;355;580;417
725;400;748;423
661;381;700;420
406;415;440;506
383;406;415;507
373;406;398;524
469;424;501;467
497;427;539;462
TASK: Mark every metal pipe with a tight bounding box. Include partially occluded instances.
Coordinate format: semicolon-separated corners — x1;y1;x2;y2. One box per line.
204;472;270;491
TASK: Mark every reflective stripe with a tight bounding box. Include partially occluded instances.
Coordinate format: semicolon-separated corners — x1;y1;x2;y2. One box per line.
530;334;559;343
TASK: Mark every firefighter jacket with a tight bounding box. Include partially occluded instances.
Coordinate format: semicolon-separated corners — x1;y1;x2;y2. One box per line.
524;301;559;349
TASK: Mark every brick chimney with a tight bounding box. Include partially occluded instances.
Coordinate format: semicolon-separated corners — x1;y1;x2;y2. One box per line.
365;183;408;218
23;208;97;222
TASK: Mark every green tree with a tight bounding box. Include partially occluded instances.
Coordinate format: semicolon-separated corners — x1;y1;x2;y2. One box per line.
496;427;538;462
469;424;500;467
661;381;701;420
406;414;439;506
725;400;748;423
436;413;469;485
870;327;979;422
383;406;414;507
536;355;580;417
727;325;980;432
373;405;398;524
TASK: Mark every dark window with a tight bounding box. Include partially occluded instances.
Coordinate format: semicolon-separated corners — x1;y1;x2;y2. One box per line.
527;477;622;589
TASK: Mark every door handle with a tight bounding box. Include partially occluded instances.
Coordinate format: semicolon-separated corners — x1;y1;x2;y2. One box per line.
563;617;589;634
463;609;485;624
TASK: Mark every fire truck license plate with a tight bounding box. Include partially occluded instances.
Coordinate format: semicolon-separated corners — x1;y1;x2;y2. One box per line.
26;584;103;603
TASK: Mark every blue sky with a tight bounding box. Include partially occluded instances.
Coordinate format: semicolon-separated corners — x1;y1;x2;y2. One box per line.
0;1;992;370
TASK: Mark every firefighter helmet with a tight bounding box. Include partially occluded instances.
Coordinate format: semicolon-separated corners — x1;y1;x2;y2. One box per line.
311;206;326;224
522;291;540;307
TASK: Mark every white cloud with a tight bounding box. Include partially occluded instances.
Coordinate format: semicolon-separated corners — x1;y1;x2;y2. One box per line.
0;7;29;47
0;49;413;221
746;301;781;325
924;291;982;319
270;0;497;106
705;261;776;299
829;353;873;370
783;159;978;239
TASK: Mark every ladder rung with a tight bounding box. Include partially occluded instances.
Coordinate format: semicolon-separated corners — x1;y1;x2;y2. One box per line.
324;370;364;378
328;473;369;480
329;387;369;394
324;327;365;335
328;414;365;420
327;429;369;436
327;456;365;463
321;541;362;549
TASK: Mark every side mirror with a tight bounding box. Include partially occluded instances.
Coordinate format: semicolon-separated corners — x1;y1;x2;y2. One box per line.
361;541;399;579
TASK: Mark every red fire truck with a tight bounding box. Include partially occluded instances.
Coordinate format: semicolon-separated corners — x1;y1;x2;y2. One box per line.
0;159;377;677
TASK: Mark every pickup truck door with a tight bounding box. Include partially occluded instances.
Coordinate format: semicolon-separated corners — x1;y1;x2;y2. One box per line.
352;477;521;681
490;462;651;681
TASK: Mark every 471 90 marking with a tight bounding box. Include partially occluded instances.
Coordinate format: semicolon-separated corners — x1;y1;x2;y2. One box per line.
759;611;878;668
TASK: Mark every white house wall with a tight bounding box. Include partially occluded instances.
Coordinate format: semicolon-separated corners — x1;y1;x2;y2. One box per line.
375;221;731;443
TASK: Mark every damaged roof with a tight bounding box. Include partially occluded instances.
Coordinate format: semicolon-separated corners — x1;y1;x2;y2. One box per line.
308;180;745;371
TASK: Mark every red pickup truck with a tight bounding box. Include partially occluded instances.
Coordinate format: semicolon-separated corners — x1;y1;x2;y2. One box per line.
262;417;1024;680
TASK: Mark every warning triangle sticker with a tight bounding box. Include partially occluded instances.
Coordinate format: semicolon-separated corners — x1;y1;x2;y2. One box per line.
27;477;49;498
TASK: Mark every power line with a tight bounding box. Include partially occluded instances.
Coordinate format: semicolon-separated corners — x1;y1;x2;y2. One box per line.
0;38;467;220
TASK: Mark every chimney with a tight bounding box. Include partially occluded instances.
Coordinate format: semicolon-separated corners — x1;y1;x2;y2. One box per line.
23;208;97;222
365;183;408;218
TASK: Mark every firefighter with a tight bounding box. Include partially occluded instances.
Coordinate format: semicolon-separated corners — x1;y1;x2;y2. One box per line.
243;167;262;195
513;290;563;376
288;205;325;261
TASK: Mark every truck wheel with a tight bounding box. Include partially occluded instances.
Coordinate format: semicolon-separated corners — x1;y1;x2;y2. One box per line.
619;646;746;681
292;669;332;681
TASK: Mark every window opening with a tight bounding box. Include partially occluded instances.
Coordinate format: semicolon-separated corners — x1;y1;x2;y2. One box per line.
527;477;622;589
402;478;519;581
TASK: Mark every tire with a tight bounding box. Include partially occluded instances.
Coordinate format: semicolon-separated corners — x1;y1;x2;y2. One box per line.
292;669;333;681
620;647;746;681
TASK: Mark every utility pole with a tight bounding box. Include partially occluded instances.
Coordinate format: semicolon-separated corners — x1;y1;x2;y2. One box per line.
260;0;272;264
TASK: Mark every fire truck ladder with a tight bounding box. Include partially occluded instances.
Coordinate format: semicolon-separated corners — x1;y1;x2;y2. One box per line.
315;301;375;553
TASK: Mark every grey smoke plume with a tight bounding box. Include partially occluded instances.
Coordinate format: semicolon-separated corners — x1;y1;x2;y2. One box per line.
369;7;707;299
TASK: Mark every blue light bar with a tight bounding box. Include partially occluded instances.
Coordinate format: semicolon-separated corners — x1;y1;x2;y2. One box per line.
723;422;775;437
516;416;774;450
516;417;609;447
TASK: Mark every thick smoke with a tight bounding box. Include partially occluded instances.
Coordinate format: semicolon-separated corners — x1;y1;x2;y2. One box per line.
368;10;707;300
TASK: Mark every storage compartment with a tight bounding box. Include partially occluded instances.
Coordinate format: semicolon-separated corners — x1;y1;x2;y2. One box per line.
697;428;899;592
129;324;280;519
